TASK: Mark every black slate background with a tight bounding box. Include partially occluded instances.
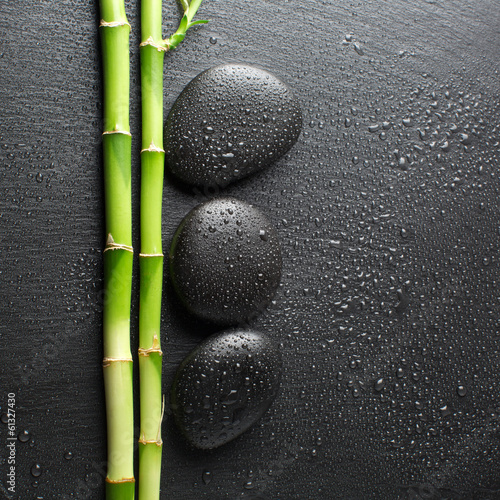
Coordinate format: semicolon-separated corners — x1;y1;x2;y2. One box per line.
0;0;499;499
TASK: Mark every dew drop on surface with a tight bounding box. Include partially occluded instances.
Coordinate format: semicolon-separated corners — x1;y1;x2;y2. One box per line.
374;378;385;392
1;413;8;424
18;430;30;443
202;469;212;485
31;463;42;477
244;480;254;490
457;385;467;397
440;405;451;417
64;451;73;460
353;42;364;55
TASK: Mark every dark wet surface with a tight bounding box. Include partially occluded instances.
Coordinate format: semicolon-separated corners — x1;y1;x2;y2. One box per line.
0;0;499;498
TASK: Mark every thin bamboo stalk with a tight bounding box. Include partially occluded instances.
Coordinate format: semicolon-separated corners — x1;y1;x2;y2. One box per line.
99;0;134;497
138;1;207;498
138;1;165;498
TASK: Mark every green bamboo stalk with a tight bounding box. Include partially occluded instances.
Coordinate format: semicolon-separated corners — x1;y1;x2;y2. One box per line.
138;1;207;498
99;0;134;498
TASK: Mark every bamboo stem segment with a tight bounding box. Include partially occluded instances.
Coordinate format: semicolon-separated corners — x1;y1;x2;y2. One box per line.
138;1;207;498
138;0;165;497
99;0;134;497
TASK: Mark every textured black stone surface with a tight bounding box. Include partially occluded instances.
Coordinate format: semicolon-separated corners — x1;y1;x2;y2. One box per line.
0;0;499;499
169;197;282;325
164;64;302;187
171;329;282;450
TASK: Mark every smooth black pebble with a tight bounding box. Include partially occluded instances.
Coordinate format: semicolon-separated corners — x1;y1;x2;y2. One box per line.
170;328;282;449
165;64;302;188
169;197;282;325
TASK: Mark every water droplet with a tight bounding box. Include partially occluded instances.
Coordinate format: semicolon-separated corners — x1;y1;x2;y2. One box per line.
202;469;212;485
457;385;467;397
459;133;471;145
440;405;451;417
31;464;42;477
244;480;254;490
18;430;30;443
64;451;73;460
353;43;364;55
374;378;385;392
209;36;217;45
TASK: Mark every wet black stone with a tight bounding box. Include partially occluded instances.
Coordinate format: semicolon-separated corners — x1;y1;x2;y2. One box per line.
170;329;282;449
164;64;302;188
169;197;282;325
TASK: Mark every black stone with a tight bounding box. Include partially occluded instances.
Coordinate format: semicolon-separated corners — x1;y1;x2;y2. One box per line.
164;64;302;188
170;329;282;449
169;197;282;325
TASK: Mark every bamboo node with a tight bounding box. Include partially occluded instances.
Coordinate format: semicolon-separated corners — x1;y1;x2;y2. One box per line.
99;19;131;30
105;477;136;484
138;347;163;357
104;234;134;254
102;130;132;136
140;140;165;154
102;357;133;368
139;36;168;52
138;335;163;357
138;252;164;258
138;438;163;447
104;243;134;253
